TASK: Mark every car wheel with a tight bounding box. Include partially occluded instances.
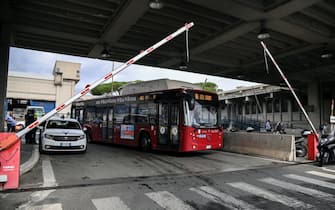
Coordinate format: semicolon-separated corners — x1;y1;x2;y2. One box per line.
140;133;151;152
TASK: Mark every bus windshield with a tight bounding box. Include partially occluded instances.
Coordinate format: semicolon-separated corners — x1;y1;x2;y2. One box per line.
184;100;217;128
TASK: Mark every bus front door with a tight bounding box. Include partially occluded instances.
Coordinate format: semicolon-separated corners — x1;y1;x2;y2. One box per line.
101;109;108;140
158;103;179;146
107;108;114;142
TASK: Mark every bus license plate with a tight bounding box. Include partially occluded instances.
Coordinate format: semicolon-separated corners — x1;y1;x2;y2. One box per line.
206;145;212;149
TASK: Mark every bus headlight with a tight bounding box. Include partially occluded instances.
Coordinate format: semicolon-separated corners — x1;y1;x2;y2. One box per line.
171;126;178;136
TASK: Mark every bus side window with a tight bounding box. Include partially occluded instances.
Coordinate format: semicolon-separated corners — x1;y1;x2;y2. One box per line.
115;104;129;124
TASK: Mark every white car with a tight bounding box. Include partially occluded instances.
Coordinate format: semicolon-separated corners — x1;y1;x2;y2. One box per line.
39;118;87;153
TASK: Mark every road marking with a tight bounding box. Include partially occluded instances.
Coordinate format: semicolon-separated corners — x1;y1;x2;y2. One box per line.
42;159;57;187
190;186;260;210
146;191;195;210
25;203;62;210
17;190;56;210
285;174;335;190
228;182;313;209
306;170;335;179
92;197;130;210
322;167;335;173
260;177;334;201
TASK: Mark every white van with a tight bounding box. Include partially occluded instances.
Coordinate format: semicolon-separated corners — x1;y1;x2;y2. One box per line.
26;106;45;120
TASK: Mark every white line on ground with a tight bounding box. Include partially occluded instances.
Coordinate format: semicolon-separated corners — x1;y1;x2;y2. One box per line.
17;190;56;210
260;177;334;201
92;197;130;210
322;167;335;173
146;191;195;210
228;182;313;209
42;159;57;187
285;174;335;190
190;186;260;210
307;170;335;179
25;203;62;210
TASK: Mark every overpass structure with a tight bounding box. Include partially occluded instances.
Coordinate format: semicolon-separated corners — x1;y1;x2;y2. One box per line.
1;0;335;130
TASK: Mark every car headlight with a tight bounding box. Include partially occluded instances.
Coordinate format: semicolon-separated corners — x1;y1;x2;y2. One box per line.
78;135;85;140
44;134;54;139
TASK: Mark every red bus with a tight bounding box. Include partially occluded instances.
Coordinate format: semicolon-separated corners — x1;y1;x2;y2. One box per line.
71;89;223;152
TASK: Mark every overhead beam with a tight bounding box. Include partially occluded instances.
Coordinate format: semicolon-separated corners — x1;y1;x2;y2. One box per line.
14;24;98;43
159;22;259;67
243;43;323;68
88;0;150;57
266;0;322;18
267;20;328;43
163;0;323;69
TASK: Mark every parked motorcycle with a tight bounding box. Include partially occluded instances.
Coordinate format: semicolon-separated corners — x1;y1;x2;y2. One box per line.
317;127;335;166
295;129;311;157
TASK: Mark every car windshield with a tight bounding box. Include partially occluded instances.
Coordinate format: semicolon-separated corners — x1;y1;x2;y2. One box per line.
46;120;81;129
184;100;218;128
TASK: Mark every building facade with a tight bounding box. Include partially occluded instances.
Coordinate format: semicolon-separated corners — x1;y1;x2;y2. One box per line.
6;60;81;121
219;84;331;132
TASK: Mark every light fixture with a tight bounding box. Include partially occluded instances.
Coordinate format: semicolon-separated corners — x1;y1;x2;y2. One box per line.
257;20;270;40
321;44;333;59
101;44;111;58
179;61;188;70
149;0;164;9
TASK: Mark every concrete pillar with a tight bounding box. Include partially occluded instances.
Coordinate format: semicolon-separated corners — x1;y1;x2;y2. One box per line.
262;101;266;120
308;82;321;128
0;23;11;132
288;99;292;122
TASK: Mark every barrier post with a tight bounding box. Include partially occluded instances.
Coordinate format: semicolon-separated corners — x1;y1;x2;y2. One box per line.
307;133;318;160
0;133;21;190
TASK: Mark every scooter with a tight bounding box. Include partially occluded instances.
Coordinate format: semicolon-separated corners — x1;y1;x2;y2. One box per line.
317;128;335;167
295;129;311;157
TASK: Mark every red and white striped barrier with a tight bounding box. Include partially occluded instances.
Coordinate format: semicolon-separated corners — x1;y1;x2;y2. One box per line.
15;22;194;138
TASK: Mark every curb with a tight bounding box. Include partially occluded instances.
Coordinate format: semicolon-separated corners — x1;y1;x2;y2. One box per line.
20;145;40;176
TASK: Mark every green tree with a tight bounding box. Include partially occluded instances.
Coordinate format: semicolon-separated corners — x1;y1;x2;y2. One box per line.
90;81;128;95
196;81;218;93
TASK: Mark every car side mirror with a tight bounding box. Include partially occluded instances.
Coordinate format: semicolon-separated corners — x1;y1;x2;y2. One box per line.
83;127;87;132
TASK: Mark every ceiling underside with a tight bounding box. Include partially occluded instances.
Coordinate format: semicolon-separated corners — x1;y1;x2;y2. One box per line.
5;0;335;87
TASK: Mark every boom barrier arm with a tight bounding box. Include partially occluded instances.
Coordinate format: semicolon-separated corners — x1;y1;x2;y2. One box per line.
16;22;194;138
260;41;319;139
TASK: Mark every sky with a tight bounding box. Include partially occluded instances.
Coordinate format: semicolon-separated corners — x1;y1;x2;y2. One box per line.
8;47;259;93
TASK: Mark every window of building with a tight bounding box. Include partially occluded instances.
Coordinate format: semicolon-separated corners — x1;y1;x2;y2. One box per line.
281;99;288;112
251;102;256;114
238;104;242;115
292;100;300;112
245;103;249;114
266;101;272;113
274;99;280;112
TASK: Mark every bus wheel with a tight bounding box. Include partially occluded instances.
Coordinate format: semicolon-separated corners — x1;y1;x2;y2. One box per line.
140;134;151;152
